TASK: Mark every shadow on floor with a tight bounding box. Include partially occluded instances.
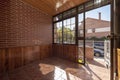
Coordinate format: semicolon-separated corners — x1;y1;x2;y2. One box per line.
0;57;109;80
87;58;105;68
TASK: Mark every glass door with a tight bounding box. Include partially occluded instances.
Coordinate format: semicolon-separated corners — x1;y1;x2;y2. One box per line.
78;13;85;64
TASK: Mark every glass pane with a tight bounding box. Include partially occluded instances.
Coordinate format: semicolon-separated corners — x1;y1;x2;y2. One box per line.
63;17;76;44
54;23;57;29
71;24;75;30
71;17;75;24
78;5;84;13
54;22;63;43
59;21;62;27
53;14;62;22
54;29;57;34
56;23;59;29
101;0;110;5
71;8;76;15
71;30;75;44
86;40;94;47
54;39;57;43
63;12;68;18
85;5;111;40
63;8;76;19
94;0;102;5
64;20;67;26
67;19;70;25
78;13;84;37
85;0;94;9
78;40;84;63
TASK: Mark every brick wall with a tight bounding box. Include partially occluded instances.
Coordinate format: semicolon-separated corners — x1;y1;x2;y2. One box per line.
0;0;52;48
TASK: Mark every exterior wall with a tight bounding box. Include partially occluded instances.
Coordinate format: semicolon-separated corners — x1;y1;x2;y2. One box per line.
79;47;94;60
78;18;110;38
86;32;110;38
0;0;52;73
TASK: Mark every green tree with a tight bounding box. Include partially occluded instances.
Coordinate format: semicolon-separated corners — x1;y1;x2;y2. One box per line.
56;27;75;43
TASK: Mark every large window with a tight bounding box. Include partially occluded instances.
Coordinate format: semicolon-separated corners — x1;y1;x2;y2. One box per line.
63;17;75;44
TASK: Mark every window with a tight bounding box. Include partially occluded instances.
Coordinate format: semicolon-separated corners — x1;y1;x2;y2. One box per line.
63;17;76;44
54;21;62;43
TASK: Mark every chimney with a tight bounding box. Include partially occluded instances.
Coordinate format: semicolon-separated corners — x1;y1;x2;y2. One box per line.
98;12;101;20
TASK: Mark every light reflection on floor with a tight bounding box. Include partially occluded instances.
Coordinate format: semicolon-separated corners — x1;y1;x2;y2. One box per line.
0;57;110;80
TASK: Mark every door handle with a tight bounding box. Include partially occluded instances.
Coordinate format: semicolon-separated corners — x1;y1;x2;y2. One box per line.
107;33;120;39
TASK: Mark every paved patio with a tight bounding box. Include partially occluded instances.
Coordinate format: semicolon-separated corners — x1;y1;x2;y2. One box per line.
0;57;110;80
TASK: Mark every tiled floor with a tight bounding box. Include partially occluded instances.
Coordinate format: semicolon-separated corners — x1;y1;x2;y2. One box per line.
0;57;110;80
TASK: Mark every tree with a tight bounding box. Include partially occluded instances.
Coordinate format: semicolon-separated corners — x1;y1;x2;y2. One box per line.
56;27;75;43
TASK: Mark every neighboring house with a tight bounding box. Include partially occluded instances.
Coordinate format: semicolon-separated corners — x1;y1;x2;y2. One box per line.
78;13;110;38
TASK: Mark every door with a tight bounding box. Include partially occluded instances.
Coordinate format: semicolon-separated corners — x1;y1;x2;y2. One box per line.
77;12;86;64
110;0;120;80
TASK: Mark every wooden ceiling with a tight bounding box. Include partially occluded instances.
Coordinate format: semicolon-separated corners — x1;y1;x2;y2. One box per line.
22;0;88;16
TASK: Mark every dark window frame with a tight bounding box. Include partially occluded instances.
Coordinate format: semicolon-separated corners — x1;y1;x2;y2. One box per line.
53;0;111;45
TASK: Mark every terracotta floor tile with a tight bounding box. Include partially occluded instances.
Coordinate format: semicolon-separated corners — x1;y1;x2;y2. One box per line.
0;57;110;80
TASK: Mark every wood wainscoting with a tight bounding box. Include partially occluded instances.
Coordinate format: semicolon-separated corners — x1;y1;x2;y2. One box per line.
0;45;52;73
53;44;78;62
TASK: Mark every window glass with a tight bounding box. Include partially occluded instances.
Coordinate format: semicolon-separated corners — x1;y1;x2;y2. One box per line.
78;13;84;37
54;22;62;43
63;17;76;44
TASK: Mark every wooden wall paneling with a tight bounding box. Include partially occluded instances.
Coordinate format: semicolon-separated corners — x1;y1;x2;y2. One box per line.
40;45;51;60
52;44;56;56
69;45;75;61
53;44;58;57
7;48;15;71
63;45;69;59
7;47;23;71
0;49;6;73
0;45;52;73
53;44;78;62
14;48;23;69
58;45;63;58
23;47;35;64
40;45;46;59
32;46;40;61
